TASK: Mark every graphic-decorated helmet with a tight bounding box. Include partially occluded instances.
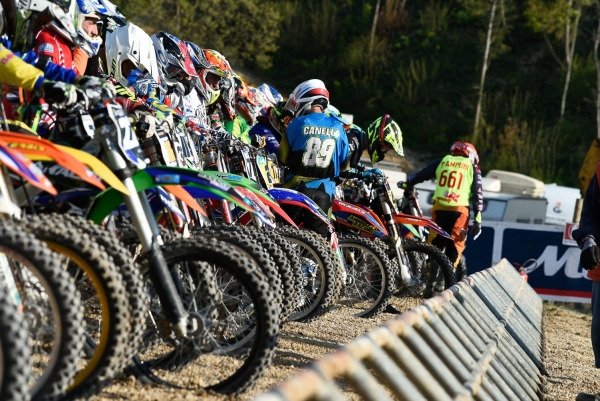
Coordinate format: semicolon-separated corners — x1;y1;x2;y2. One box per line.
268;101;293;139
450;141;479;165
288;79;329;117
74;0;103;56
151;32;198;91
186;45;233;105
234;78;260;124
105;22;160;88
366;114;404;163
257;83;283;106
22;0;79;46
218;75;237;121
250;86;271;117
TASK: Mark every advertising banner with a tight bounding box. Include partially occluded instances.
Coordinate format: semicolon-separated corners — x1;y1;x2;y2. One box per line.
462;221;592;303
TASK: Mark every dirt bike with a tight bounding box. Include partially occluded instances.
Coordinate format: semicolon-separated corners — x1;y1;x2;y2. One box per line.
398;184;467;281
21;89;280;396
334;173;456;298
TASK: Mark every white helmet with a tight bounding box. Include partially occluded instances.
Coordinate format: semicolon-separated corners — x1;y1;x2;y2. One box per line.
75;0;102;56
105;23;160;88
289;79;330;117
23;0;79;45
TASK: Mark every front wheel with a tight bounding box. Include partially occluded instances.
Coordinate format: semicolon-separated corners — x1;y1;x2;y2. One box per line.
0;267;31;401
337;234;395;318
136;238;279;395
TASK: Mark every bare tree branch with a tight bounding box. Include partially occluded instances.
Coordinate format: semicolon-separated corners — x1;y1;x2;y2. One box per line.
542;31;566;69
560;0;581;120
474;0;498;138
369;0;382;57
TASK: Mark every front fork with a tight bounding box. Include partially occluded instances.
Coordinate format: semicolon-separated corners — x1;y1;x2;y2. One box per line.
103;145;191;338
378;191;414;287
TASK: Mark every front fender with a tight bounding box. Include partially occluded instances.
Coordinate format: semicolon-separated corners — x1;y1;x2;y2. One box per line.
87;166;256;224
0;131;105;190
269;188;331;227
200;171;297;227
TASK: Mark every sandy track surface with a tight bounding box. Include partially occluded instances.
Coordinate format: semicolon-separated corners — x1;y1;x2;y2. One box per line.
545;303;597;401
92;300;596;401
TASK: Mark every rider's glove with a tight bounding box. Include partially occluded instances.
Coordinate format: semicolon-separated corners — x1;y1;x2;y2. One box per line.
580;237;600;270
41;81;78;107
397;181;412;189
470;221;482;240
360;168;383;178
77;75;116;98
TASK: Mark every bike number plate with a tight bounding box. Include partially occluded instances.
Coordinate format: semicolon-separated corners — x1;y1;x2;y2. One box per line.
80;112;95;138
106;104;146;169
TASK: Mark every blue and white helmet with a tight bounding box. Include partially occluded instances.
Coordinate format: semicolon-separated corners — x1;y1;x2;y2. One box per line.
257;83;283;106
75;0;103;56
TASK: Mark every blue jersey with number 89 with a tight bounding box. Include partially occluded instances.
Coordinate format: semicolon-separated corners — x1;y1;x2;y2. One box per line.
282;113;349;180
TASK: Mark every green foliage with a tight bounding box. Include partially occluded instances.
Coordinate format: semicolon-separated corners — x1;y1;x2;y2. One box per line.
112;0;281;69
112;0;600;186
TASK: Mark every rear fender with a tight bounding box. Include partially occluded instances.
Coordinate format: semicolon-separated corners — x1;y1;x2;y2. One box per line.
393;213;452;239
332;199;388;237
200;171;297;227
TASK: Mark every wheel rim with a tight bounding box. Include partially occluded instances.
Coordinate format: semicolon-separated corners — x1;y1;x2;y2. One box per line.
338;243;386;314
138;258;260;390
284;237;326;321
46;243;111;390
0;246;62;395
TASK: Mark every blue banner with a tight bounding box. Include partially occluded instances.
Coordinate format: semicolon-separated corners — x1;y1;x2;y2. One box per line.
462;221;592;302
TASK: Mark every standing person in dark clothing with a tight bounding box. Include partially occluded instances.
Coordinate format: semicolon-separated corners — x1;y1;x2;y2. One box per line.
571;165;600;401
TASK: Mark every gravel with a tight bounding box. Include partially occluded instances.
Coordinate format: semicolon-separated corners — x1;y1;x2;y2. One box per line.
544;303;597;401
91;299;596;401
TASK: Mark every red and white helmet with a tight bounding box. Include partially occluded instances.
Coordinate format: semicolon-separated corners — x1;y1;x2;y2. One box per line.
450;141;479;165
289;79;329;117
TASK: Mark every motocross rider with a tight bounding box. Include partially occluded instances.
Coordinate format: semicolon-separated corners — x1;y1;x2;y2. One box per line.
278;79;349;236
248;100;292;155
35;0;103;74
398;141;484;267
338;114;404;179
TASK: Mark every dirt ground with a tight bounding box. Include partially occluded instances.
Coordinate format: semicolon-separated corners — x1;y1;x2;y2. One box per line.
544;303;597;401
92;300;597;401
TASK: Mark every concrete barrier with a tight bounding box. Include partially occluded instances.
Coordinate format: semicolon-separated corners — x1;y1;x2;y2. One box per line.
252;259;546;401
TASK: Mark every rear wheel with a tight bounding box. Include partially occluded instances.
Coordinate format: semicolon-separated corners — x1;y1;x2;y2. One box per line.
402;239;456;297
277;227;338;322
192;226;285;321
456;255;467;282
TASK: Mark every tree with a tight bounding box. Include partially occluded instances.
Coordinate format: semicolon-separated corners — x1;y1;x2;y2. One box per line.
473;0;498;139
112;0;282;69
526;0;594;120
